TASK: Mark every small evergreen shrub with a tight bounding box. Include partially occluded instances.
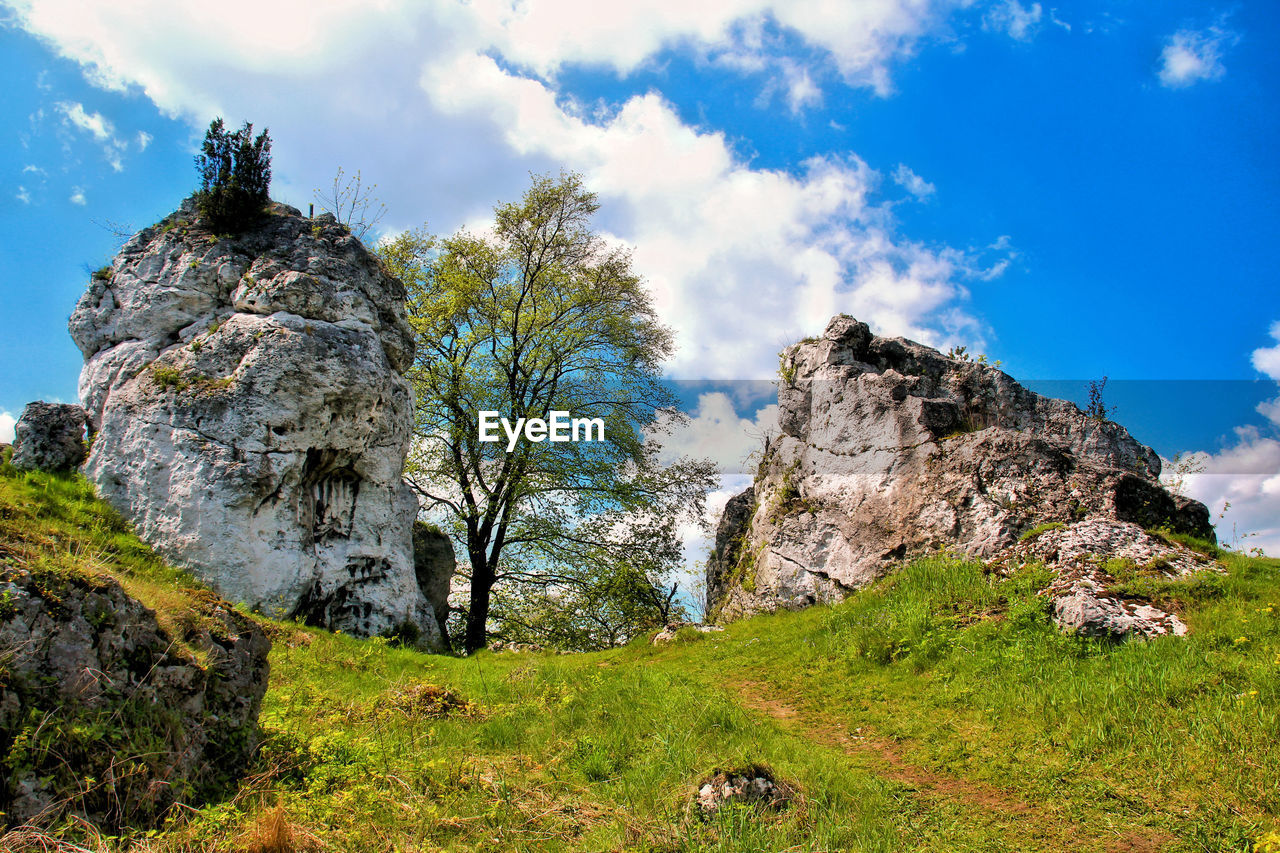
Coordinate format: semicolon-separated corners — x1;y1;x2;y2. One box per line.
194;118;272;233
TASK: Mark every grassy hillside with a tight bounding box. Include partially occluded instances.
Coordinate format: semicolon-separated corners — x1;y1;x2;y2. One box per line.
2;458;1278;852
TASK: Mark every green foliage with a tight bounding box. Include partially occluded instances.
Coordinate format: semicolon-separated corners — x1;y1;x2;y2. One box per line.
1019;521;1065;542
6;466;1278;849
492;560;685;651
91;266;112;282
151;364;188;390
194;117;272;233
381;172;716;652
778;350;796;384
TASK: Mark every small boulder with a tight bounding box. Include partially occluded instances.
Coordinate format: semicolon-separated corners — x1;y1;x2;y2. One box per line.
696;765;793;816
652;623;725;645
9;402;88;472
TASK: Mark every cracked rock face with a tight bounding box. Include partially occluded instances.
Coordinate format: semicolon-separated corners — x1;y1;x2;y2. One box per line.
69;199;449;646
708;315;1215;624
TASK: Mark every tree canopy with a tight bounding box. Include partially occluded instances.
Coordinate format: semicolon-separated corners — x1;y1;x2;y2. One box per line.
379;172;716;652
194;118;272;232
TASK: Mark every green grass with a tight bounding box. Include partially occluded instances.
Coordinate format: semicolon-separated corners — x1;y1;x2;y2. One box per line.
3;462;1279;851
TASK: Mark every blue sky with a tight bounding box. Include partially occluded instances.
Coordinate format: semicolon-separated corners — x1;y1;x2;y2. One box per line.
1;0;1278;552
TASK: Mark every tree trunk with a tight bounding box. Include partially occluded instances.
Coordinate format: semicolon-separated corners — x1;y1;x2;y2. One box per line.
464;549;494;653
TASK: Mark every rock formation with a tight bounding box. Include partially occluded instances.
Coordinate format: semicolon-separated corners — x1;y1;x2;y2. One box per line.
10;401;88;472
0;565;269;828
69;199;450;646
708;315;1215;637
412;521;456;647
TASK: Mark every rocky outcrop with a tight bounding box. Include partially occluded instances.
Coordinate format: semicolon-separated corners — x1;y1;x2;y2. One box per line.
0;565;269;829
995;518;1217;639
708;315;1215;629
10;401;88;472
69;199;449;647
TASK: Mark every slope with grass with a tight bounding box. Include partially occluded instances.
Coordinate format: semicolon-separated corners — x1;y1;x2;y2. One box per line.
2;460;1278;852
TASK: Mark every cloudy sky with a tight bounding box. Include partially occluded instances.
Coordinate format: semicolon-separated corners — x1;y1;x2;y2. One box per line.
1;0;1277;557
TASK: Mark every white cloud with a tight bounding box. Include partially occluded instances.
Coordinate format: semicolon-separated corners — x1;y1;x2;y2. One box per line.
16;186;32;204
136;130;153;150
892;162;935;199
55;100;114;140
1178;429;1280;556
1171;325;1280;556
656;392;778;473
1251;321;1280;381
54;100;127;169
69;186;86;205
983;1;1042;41
1158;23;1238;89
7;0;1008;379
0;412;15;444
423;52;1002;376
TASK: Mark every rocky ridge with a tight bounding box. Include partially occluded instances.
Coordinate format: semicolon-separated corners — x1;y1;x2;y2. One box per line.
708;315;1216;638
69;199;450;646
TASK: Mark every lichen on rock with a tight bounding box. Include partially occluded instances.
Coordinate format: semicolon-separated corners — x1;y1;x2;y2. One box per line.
69;199;450;646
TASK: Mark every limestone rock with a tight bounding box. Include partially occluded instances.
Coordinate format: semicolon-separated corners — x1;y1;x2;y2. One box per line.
69;198;447;646
652;623;725;645
695;766;792;816
0;566;269;829
412;521;456;647
10;401;88;472
997;518;1217;639
708;315;1215;623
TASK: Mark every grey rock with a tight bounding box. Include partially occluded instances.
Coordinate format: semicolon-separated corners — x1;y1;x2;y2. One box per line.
0;566;269;828
652;622;725;645
412;521;456;647
69;199;448;647
708;315;1215;624
695;766;792;815
10;402;88;472
996;517;1218;639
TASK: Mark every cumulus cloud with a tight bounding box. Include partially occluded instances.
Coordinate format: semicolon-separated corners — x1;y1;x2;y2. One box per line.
892;162;935;199
7;0;1010;380
16;186;32;204
983;0;1042;41
1178;429;1280;556
0;412;15;444
1158;23;1238;89
424;52;1004;376
656;392;778;473
1251;321;1280;382
1170;324;1280;556
69;186;86;205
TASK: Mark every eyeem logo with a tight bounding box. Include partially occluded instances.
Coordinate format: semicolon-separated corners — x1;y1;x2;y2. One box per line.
478;411;606;452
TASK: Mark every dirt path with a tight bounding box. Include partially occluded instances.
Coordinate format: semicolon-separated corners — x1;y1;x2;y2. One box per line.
730;679;1171;853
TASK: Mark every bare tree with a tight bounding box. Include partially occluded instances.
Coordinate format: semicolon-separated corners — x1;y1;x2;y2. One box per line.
313;167;387;241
